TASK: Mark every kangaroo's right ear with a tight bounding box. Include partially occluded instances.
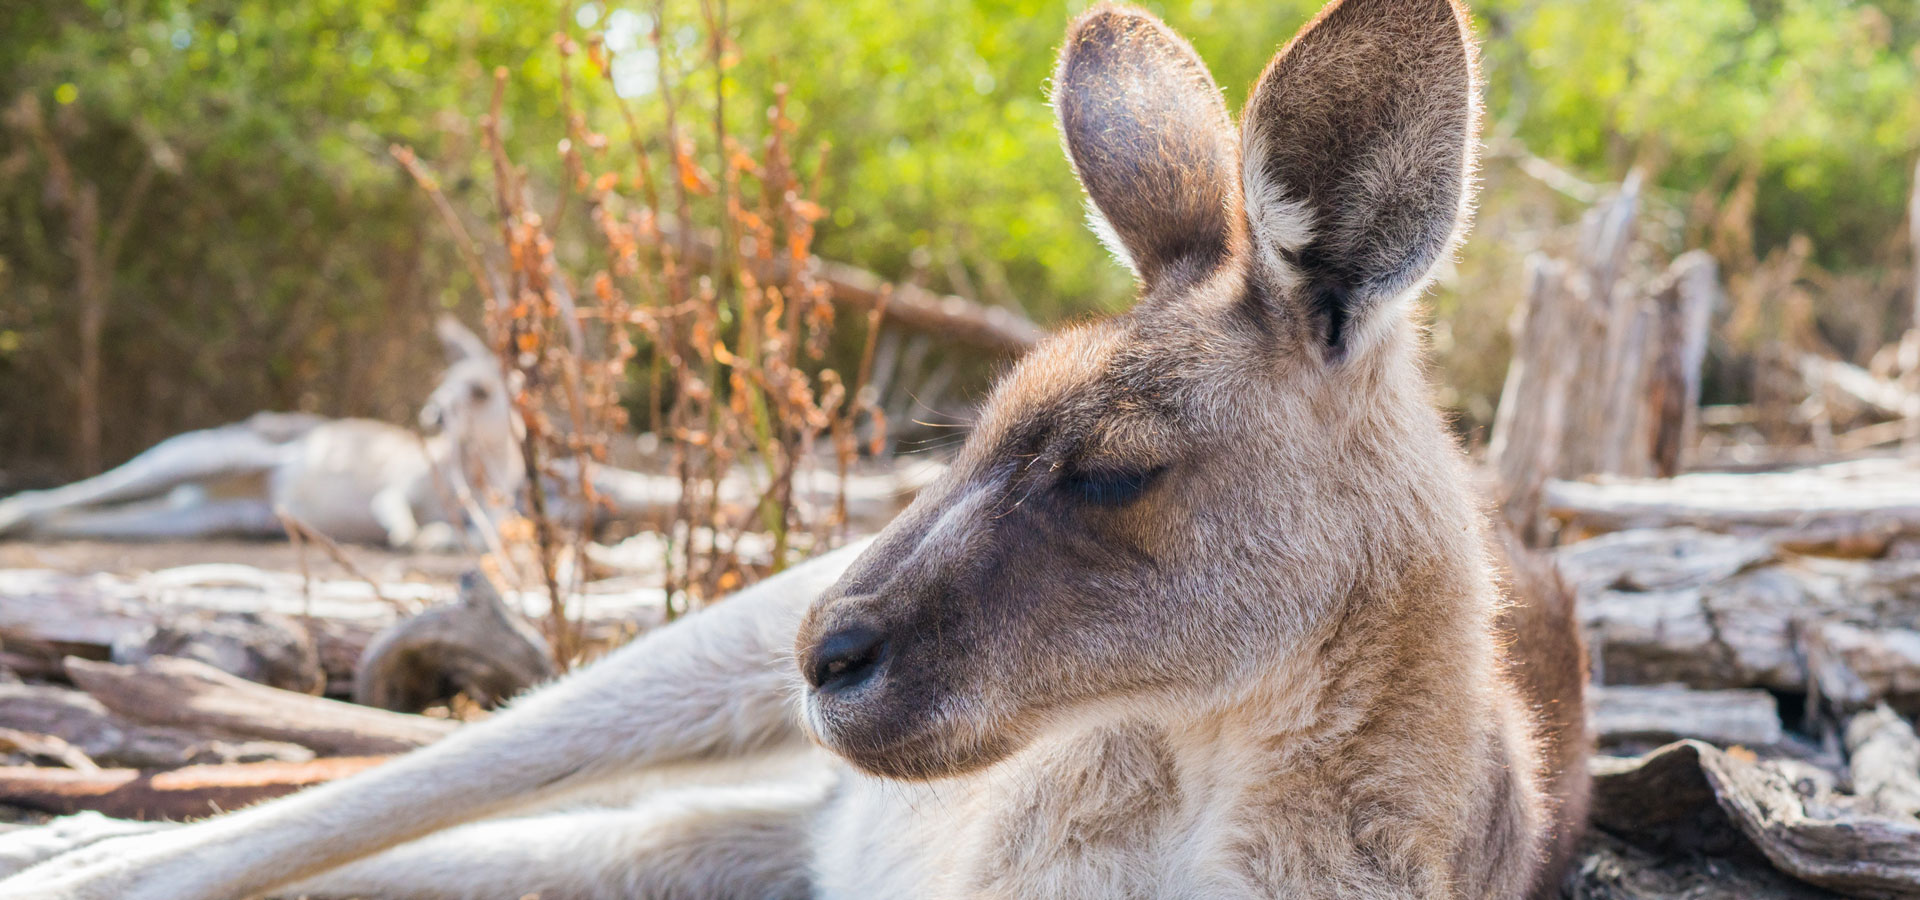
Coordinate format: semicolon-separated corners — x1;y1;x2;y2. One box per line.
435;315;492;364
1054;5;1242;293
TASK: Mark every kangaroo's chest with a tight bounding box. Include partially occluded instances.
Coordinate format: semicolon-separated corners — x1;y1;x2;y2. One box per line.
810;722;1268;900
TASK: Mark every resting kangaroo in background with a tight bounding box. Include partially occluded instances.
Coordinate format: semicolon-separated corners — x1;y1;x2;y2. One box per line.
0;0;1589;897
0;317;522;549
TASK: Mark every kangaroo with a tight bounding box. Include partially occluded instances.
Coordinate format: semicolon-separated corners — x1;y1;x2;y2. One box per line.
0;317;522;549
0;0;1588;897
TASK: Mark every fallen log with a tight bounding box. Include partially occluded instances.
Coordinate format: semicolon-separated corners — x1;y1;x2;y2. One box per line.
1592;740;1920;898
0;565;665;694
64;657;456;756
1799;354;1920;423
1808;623;1920;719
0;729;96;771
110;611;324;696
0;682;311;768
1846;705;1920;821
665;222;1046;356
354;571;554;713
1591;685;1783;750
1565;830;1838;899
0;756;388;820
1562;528;1920;715
1547;458;1920;552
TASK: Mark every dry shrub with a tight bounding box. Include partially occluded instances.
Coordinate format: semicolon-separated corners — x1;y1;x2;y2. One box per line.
398;5;883;663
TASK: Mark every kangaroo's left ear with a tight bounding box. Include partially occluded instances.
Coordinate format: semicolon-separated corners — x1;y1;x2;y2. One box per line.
1241;0;1480;361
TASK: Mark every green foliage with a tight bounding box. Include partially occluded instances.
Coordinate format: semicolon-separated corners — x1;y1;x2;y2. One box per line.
2;0;1917;475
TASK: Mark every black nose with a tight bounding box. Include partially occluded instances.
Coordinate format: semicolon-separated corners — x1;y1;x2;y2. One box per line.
806;625;888;694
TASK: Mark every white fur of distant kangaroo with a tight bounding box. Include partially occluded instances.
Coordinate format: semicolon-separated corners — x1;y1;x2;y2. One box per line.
0;318;521;549
0;0;1589;897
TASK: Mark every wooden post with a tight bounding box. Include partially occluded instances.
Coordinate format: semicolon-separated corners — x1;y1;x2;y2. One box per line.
1644;252;1720;476
1904;159;1920;455
1488;254;1574;541
1490;176;1643;539
1556;173;1641;478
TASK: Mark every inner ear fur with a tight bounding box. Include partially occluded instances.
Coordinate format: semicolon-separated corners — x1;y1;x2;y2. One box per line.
1054;5;1242;292
1241;0;1479;358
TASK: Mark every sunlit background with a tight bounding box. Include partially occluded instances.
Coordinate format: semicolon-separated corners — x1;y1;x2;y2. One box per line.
4;0;1918;480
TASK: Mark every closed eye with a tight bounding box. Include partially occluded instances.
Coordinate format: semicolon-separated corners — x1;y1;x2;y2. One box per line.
1057;464;1165;507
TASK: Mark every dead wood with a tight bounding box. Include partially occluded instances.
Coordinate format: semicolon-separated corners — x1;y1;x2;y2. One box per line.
1547;458;1920;553
0;756;388;821
1800;355;1920;424
1562;528;1920;715
354;571;554;713
0;682;311;768
1565;830;1841;899
573;458;938;532
1592;740;1920;898
1489;182;1721;538
0;566;660;695
64;657;456;756
1845;705;1920;821
0;729;96;771
110;611;324;695
1592;684;1783;749
1810;624;1920;720
664;221;1045;356
1645;253;1719;477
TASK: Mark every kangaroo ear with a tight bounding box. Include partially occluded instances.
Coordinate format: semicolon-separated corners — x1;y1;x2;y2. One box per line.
1241;0;1479;360
435;315;492;364
1055;6;1241;292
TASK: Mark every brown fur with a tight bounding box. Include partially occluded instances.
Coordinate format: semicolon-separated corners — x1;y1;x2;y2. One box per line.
1497;526;1593;898
798;0;1589;895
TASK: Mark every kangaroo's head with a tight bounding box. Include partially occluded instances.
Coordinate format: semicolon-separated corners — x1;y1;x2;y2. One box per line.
799;0;1485;780
419;316;523;492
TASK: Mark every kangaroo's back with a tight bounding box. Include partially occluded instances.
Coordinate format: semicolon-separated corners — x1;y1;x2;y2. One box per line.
1496;526;1592;897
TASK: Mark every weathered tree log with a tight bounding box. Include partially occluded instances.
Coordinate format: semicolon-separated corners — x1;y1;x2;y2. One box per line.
1565;830;1839;899
1489;254;1579;542
0;756;388;821
1489;181;1723;538
1800;354;1920;424
1562;528;1920;715
1591;685;1783;749
109;611;324;696
664;221;1046;356
64;657;456;756
354;571;554;713
0;729;96;771
1645;253;1720;477
571;457;940;533
1547;458;1920;553
1592;740;1920;898
1846;705;1920;821
0;566;663;695
0;682;311;768
1808;623;1920;719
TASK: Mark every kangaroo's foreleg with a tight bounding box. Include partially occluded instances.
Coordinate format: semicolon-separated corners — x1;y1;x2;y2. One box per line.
0;425;288;534
278;772;833;900
0;540;865;900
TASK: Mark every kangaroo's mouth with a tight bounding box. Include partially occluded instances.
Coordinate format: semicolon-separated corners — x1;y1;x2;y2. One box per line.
804;670;1023;782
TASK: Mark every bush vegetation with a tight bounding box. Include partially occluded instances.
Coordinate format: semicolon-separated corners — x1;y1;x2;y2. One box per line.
3;0;1916;477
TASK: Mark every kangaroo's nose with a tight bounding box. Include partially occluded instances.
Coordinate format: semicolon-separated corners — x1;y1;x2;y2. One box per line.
805;625;888;694
418;405;444;434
